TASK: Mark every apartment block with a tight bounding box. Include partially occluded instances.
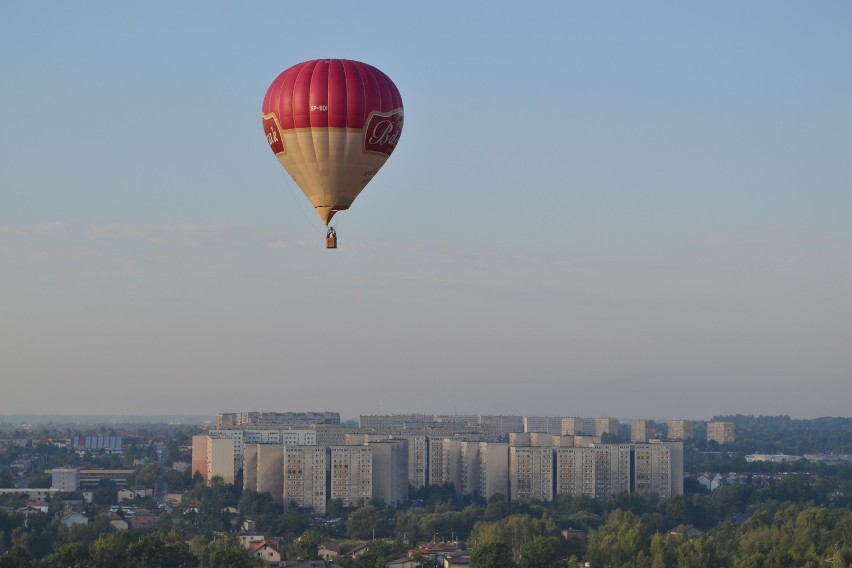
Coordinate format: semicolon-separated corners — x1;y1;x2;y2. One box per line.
479;415;525;437
50;468;81;492
561;417;585;436
243;444;258;493
668;419;695;440
707;422;735;444
403;435;428;489
632;441;683;497
630;419;656;443
370;440;409;507
207;436;237;485
595;418;620;437
524;416;563;434
555;444;631;499
217;411;340;428
256;444;284;502
509;446;554;501
283;446;327;513
329;446;372;507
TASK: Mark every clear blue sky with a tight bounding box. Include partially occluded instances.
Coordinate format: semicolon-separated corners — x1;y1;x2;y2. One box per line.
2;2;851;419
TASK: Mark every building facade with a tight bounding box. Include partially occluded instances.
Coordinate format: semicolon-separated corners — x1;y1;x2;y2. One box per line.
707;422;735;444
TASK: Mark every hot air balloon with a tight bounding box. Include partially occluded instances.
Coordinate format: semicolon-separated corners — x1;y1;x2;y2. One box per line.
262;59;404;248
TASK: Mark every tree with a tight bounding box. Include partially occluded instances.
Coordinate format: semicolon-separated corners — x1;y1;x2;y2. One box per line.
40;542;89;568
287;529;321;561
517;536;565;568
350;540;394;568
126;532;198;568
584;509;648;568
347;505;391;539
89;531;132;568
0;544;35;568
0;471;14;489
209;535;263;568
470;542;516;568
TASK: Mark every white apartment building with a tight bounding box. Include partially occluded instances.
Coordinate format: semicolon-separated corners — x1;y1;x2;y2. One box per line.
509;446;554;501
668;419;695;440
403;435;428;489
707;422;735;444
50;468;81;492
631;419;656;443
595;418;620;437
284;446;327;513
479;415;525;437
369;440;408;507
632;441;683;497
524;416;563;434
242;444;258;492
478;442;509;499
256;444;284;502
329;446;372;507
555;444;631;499
561;417;585;436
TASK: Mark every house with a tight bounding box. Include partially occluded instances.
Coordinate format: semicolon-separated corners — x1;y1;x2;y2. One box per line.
318;542;342;561
668;525;703;540
444;553;471;568
130;509;159;530
61;511;89;527
323;542;370;562
239;534;267;549
28;501;49;514
118;486;153;502
249;540;282;567
108;512;129;530
388;557;419;568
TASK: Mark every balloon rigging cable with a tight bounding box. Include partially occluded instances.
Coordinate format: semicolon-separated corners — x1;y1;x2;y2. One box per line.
278;167;324;235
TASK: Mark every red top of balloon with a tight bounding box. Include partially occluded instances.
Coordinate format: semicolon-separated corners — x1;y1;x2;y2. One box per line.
262;59;403;131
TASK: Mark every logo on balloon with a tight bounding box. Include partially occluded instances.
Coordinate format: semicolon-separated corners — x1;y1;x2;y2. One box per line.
364;109;403;156
262;113;286;155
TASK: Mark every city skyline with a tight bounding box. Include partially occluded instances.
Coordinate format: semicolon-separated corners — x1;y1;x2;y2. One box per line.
3;2;851;419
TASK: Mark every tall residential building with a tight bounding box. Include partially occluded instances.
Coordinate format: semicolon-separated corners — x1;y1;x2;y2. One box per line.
595;418;620;437
478;442;509;499
283;446;327;513
668;419;695;440
217;411;340;428
207;436;237;485
243;444;258;493
630;419;656;443
201;429;315;484
524;416;563;434
256;444;284;502
707;422;735;444
50;468;81;492
359;414;435;430
632;441;684;497
403;435;428;489
370;440;409;507
561;417;585;436
329;446;372;507
555;444;631;499
191;435;209;481
509;446;554;502
479;415;525;437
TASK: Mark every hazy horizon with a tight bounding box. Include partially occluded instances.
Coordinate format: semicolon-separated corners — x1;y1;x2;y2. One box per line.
3;2;850;420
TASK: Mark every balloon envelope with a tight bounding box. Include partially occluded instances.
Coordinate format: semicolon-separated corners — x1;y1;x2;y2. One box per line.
262;59;404;225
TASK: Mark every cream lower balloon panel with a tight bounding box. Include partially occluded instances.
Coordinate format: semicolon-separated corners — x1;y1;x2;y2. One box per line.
276;129;389;211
